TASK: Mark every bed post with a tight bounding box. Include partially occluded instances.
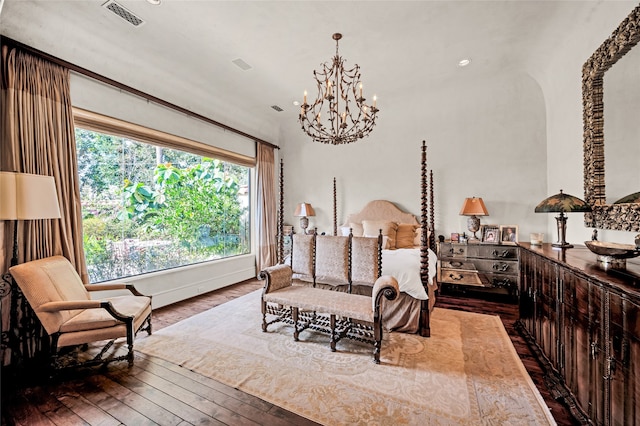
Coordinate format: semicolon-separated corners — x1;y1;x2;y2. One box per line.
429;169;436;253
419;140;431;337
333;177;338;236
277;159;285;264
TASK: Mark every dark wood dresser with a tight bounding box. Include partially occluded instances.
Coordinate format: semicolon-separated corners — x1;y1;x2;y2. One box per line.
517;243;640;425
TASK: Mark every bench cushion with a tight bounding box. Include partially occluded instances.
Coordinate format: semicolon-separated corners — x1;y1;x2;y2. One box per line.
264;286;373;323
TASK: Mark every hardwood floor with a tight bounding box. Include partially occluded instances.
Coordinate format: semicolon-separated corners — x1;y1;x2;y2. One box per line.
2;280;578;425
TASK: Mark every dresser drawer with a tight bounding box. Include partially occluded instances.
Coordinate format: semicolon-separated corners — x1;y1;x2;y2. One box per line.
467;245;518;260
439;243;467;257
472;258;519;274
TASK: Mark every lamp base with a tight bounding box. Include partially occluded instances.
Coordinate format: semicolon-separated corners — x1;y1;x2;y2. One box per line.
299;216;309;234
553;213;572;248
467;215;480;240
552;242;573;249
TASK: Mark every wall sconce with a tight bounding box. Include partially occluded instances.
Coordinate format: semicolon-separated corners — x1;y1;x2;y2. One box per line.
459;197;489;240
535;189;591;248
294;202;315;234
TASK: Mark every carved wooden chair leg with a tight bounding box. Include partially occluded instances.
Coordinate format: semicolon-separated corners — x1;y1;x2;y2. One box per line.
261;300;268;332
374;318;382;364
292;307;299;341
330;314;337;352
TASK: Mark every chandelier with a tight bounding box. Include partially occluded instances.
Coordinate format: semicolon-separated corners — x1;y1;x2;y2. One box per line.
299;33;379;145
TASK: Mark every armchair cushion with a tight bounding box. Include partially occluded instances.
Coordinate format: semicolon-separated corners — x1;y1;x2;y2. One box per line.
59;295;151;333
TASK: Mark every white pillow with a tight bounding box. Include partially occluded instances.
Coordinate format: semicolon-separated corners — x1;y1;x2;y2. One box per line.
364;234;391;250
339;226;351;236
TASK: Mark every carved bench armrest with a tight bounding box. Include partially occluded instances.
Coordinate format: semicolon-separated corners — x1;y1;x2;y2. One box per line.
372;275;399;313
259;264;293;293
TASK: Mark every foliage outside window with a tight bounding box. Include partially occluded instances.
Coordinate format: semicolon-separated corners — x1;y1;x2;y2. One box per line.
76;128;250;283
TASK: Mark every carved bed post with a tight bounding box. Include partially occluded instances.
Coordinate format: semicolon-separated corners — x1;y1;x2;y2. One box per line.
277;159;284;264
333;177;337;236
429;169;436;253
419;140;431;337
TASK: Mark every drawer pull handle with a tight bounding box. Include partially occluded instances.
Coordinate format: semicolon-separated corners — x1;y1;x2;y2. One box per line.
492;263;510;272
491;249;511;258
450;261;463;268
448;273;464;281
449;248;465;254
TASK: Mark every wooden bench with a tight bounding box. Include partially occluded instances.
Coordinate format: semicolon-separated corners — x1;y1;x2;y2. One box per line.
259;234;399;363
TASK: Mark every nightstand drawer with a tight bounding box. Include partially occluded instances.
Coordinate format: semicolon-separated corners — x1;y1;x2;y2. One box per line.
440;243;467;257
467;245;518;260
472;259;519;274
438;268;483;286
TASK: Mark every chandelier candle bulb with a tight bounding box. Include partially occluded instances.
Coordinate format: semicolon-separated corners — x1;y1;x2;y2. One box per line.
303;91;307;104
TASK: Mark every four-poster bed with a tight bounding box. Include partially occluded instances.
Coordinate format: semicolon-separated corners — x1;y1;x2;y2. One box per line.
276;140;436;337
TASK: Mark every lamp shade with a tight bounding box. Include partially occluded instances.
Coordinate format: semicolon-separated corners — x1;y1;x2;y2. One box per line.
613;191;640;204
294;202;315;217
534;190;591;213
459;197;489;216
0;172;61;220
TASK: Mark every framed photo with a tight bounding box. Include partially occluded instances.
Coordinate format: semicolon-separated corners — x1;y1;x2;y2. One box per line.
450;232;460;243
481;225;500;243
500;225;519;244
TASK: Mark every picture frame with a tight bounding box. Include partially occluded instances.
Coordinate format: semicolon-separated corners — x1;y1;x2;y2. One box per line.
499;225;519;244
450;232;460;243
481;225;500;243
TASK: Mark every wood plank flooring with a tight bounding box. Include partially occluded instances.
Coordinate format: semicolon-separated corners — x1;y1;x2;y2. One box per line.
2;280;579;425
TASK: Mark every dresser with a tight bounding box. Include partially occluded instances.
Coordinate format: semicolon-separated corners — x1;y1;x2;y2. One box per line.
517;243;640;425
437;241;519;299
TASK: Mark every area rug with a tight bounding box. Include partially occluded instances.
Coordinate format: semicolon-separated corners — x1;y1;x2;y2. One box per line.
135;290;555;425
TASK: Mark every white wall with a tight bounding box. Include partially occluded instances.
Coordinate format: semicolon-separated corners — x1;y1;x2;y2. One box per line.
279;69;549;243
534;2;639;246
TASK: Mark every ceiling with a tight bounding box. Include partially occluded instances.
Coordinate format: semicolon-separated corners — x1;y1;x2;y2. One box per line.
0;0;625;143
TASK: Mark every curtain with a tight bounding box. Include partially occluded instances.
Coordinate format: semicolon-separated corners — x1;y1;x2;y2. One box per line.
1;45;86;277
256;142;277;272
1;45;87;364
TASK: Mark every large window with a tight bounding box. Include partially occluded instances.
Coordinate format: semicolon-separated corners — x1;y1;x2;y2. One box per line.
76;127;250;283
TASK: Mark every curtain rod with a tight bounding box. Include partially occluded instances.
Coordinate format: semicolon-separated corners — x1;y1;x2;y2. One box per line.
1;36;279;150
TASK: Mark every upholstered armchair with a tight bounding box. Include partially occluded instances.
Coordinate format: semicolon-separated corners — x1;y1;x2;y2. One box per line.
9;256;152;371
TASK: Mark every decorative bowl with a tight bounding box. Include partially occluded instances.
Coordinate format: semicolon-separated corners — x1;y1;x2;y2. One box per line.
584;241;640;259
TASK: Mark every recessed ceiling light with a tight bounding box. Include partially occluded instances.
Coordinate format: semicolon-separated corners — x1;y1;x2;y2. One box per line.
458;58;471;67
146;0;161;5
293;100;300;106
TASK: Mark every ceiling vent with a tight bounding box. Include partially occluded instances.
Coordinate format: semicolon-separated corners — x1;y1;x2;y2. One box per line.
232;58;252;71
102;0;145;27
271;105;284;112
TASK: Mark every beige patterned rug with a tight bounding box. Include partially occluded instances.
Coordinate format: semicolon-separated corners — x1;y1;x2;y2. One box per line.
135;290;555;425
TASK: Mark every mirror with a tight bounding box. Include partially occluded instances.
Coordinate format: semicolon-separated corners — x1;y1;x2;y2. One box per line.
583;5;640;231
604;41;640;203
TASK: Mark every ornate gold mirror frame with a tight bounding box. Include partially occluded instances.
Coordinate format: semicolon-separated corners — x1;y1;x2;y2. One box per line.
583;5;640;231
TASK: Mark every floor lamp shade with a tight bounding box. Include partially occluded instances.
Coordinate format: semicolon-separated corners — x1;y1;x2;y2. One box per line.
0;172;61;220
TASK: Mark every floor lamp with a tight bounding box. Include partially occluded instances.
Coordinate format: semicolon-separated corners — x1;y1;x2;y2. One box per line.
0;172;61;366
0;172;61;266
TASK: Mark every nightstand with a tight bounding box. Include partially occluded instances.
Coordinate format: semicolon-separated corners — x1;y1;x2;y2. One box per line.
437;241;519;300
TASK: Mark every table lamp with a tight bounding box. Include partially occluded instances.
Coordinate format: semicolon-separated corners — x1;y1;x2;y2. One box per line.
534;189;591;248
294;202;315;234
459;197;489;240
